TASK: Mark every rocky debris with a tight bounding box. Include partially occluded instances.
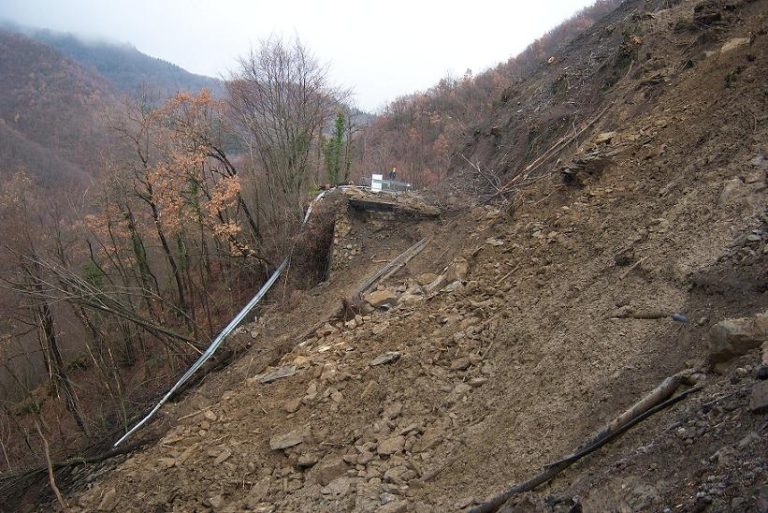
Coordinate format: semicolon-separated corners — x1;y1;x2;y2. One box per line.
708;313;767;363
213;448;232;465
561;148;615;186
718;177;748;207
377;500;409;513
308;454;348;485
442;281;464;293
156;456;176;469
377;435;405;456
97;487;118;511
297;453;319;468
316;323;338;338
269;427;308;450
749;381;768;414
205;494;227;510
370;351;401;366
383;402;403;420
445;258;470;283
594;131;618;144
450;357;472;371
365;289;399;309
721;37;751;53
693;0;724;26
417;273;439;286
246;477;271;504
254;365;297;384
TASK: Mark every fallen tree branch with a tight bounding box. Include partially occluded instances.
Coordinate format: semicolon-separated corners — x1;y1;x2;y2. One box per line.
35;422;69;512
356;238;429;296
611;309;669;320
0;439;148;489
469;372;702;513
461;155;503;195
619;256;649;279
492;103;613;198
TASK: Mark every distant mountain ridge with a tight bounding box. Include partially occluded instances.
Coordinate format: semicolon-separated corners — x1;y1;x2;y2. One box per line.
0;29;116;185
0;20;223;101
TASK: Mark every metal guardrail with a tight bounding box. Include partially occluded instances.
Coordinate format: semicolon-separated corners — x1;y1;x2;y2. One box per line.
114;188;337;446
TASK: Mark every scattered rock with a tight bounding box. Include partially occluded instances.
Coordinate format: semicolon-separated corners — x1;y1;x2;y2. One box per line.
718;178;747;207
269;428;307;450
370;351;401;366
97;487;118;512
296;452;319;468
384;465;413;484
450;357;472;371
414;426;444;452
708;316;766;362
469;377;488;387
309;454;348;486
157;457;176;469
205;494;227;510
749;380;768;414
456;497;475;509
214;448;232;465
594;131;618;144
383;402;403;420
377;500;408;513
445;258;469;282
442;281;464;293
365;289;399;308
398;292;424;306
316;323;338;338
372;321;391;336
284;398;302;413
247;478;271;503
416;273;439;286
320;476;354;497
256;365;297;384
377;435;405;456
721;37;750;53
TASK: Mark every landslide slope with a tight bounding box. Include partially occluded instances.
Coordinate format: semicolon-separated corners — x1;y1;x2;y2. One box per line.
24;0;768;512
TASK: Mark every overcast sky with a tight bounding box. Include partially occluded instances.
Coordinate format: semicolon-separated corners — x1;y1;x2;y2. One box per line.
0;0;596;111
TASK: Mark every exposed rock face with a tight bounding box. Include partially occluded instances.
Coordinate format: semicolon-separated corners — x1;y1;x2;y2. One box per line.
364;289;399;309
708;314;768;363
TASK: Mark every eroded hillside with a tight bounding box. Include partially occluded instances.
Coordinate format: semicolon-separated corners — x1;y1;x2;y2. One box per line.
5;0;768;512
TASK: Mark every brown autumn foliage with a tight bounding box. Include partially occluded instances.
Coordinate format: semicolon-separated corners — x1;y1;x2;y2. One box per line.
0;30;115;187
0;36;347;473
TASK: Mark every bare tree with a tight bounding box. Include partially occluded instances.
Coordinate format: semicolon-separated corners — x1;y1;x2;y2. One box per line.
227;37;344;222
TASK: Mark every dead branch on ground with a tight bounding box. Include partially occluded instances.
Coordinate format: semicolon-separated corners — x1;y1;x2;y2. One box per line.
34;422;69;512
469;370;701;513
492;103;613;198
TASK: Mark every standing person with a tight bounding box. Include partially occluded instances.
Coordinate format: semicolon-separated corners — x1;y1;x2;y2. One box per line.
389;167;397;181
